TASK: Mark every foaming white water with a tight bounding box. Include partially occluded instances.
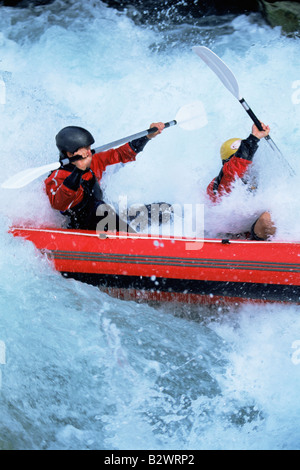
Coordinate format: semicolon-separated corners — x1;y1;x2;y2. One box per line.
1;2;299;237
0;0;299;450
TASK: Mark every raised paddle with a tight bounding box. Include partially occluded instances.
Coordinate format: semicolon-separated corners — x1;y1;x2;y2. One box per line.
193;45;295;176
1;101;207;190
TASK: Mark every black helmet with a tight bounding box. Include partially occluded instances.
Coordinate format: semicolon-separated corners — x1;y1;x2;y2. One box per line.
56;126;95;157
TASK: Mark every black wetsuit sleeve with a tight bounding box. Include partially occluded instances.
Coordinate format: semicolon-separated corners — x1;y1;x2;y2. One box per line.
236;134;260;161
63;167;85;190
129;136;149;153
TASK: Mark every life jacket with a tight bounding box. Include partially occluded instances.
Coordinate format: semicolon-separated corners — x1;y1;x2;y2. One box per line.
61;166;104;229
45;142;140;230
207;134;260;203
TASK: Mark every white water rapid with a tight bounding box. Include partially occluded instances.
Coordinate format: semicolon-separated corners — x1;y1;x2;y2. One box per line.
0;0;299;450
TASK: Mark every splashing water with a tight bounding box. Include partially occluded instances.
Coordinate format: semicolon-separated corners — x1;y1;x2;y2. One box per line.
0;0;300;450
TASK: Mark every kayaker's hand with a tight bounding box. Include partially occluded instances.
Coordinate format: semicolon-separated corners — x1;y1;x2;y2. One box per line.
147;122;165;139
70;146;93;170
251;122;270;139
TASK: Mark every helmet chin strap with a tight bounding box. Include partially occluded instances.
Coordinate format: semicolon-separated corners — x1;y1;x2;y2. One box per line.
222;154;235;165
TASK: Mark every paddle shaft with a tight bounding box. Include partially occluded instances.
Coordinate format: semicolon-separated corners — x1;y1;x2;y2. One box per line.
239;98;264;130
193;46;295;176
1;120;178;189
240;97;273;143
240;97;295;173
3;98;208;190
65;120;177;164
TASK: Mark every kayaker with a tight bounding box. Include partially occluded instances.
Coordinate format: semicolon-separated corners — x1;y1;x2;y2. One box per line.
45;123;165;231
206;122;276;240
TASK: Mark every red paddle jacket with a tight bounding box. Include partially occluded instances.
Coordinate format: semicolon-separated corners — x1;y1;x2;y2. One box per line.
45;142;138;213
207;134;260;203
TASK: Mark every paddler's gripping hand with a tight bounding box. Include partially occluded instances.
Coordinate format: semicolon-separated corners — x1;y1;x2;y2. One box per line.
69;146;93;171
147;122;165;139
129;122;165;153
251;122;270;140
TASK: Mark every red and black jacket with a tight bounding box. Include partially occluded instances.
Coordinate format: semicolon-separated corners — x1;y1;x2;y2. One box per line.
45;137;148;228
207;134;260;203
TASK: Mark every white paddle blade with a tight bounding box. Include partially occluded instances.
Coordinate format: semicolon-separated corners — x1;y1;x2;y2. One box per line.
1;161;60;189
176;100;208;130
193;46;241;100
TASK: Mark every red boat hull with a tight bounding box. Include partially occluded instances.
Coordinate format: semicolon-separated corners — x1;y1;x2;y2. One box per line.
10;227;300;304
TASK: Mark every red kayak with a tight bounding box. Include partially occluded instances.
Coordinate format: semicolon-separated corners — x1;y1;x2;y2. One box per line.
10;226;300;305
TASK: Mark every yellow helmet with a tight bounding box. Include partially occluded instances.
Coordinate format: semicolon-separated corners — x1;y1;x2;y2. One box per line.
220;138;241;162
